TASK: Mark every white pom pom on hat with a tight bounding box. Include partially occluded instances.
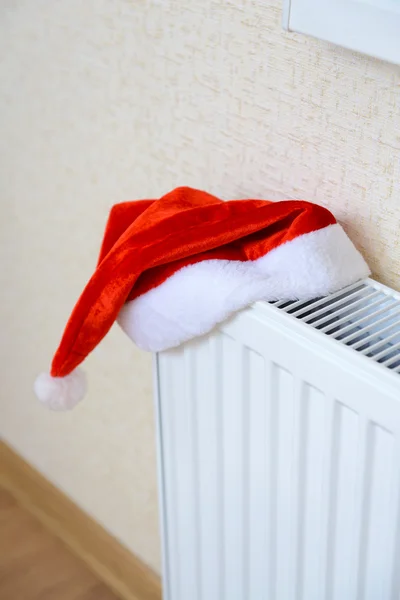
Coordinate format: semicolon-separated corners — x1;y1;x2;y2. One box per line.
34;369;87;411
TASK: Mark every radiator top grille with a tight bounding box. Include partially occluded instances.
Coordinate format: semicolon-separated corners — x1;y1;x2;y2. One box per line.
272;279;400;375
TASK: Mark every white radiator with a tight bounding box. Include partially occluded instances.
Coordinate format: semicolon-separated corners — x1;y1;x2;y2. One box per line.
154;278;400;600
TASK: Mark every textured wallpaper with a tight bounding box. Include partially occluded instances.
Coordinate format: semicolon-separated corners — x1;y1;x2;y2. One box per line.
1;0;399;573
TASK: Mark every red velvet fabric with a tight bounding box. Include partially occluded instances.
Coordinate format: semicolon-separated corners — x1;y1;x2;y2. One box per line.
51;187;336;377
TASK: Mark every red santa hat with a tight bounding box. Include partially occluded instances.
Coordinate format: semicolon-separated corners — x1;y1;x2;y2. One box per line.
34;186;369;410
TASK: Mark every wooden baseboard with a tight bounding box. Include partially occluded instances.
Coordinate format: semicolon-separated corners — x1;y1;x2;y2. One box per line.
0;441;162;600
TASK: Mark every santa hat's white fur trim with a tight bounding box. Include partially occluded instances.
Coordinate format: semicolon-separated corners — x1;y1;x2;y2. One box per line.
34;368;87;411
117;223;370;352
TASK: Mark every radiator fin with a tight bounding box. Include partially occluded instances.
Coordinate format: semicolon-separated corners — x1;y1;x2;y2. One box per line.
193;336;223;600
272;279;400;375
220;334;248;600
247;349;269;600
299;384;331;599
328;403;362;599
274;365;298;600
359;424;397;599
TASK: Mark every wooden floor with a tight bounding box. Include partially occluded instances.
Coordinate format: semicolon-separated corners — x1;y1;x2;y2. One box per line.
0;486;120;600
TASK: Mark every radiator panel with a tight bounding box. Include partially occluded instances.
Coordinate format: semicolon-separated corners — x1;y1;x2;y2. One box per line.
156;283;400;600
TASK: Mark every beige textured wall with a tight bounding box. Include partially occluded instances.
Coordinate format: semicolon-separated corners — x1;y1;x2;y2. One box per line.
1;0;399;573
